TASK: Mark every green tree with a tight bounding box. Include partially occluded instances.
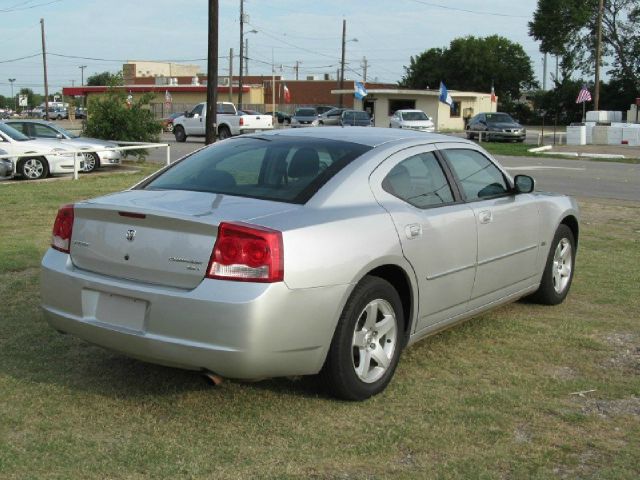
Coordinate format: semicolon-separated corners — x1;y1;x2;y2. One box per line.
83;88;161;158
86;71;123;87
0;95;8;109
400;35;537;100
529;0;640;94
19;88;42;108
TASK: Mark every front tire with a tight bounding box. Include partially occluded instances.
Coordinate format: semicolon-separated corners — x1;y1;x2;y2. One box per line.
19;157;49;180
321;276;404;401
529;224;575;305
82;152;100;173
174;125;187;142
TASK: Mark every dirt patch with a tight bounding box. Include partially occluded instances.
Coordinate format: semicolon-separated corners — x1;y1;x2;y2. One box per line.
577;198;640;228
546;366;579;381
580;397;640;418
600;332;640;374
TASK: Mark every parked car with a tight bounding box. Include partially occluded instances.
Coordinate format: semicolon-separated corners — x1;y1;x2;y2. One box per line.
75;107;87;119
41;127;578;400
389;109;435;132
0;122;83;179
0;149;12;177
265;111;291;125
318;107;345;126
290;107;320;127
340;110;372;127
43;108;68;120
315;105;335;115
161;112;184;133
466;112;526;142
4;119;122;173
172;102;273;142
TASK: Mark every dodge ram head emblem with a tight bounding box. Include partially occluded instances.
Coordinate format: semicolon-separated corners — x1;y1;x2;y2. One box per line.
126;229;136;241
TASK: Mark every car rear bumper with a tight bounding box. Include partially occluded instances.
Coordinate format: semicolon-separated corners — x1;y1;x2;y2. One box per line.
97;149;122;165
41;249;350;379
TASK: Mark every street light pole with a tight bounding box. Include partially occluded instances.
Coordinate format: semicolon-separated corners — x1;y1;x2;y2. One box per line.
8;78;16;111
238;0;244;109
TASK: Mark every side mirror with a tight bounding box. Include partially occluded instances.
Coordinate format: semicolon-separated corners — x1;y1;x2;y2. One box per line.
514;175;534;194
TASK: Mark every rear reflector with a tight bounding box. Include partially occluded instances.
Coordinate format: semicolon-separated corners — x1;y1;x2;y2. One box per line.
207;222;283;283
51;204;75;253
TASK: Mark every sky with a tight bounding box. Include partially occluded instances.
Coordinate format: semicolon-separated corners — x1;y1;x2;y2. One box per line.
0;0;547;99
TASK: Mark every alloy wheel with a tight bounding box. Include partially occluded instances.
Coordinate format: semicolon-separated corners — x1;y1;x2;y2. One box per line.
552;238;572;294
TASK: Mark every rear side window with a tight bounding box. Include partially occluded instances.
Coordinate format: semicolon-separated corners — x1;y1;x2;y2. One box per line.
442;149;510;201
143;136;371;204
382;152;454;208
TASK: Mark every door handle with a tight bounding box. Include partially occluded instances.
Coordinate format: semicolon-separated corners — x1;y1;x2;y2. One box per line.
478;210;493;224
405;223;422;239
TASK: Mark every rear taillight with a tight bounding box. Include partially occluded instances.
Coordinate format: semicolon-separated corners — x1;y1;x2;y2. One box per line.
207;222;283;283
51;204;74;253
239;117;244;126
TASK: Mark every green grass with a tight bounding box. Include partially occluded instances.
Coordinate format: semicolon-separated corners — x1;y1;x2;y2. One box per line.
1;169;639;479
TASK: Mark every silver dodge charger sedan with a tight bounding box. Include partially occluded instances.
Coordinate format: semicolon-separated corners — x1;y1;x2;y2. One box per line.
41;127;578;400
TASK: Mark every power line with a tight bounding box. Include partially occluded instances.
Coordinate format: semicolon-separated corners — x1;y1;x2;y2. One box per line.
0;0;62;13
405;0;528;18
0;53;41;63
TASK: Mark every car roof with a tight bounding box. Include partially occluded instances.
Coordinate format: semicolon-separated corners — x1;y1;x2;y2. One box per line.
248;126;459;148
3;119;56;126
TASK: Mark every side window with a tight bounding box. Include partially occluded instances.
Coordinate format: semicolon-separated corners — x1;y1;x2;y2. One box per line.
382;152;455;208
191;104;204;117
443;149;510;201
33;124;59;138
8;123;28;135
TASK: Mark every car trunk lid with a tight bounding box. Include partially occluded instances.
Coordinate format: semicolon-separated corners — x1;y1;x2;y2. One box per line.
69;189;297;289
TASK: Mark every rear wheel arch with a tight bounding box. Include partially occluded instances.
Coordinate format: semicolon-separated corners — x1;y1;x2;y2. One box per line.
365;264;415;344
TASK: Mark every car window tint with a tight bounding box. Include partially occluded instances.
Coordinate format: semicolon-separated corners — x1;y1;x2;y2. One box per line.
143;136;371;204
191;104;204;116
442;149;509;201
7;123;28;135
32;124;59;138
382;152;454;208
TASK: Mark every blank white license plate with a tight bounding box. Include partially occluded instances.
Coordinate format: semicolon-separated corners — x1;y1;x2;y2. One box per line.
82;290;148;332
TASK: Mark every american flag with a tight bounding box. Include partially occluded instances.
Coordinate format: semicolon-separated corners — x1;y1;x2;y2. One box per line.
576;85;592;104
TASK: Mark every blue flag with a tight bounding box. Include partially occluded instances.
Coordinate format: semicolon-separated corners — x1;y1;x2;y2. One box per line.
354;81;368;100
439;81;453;106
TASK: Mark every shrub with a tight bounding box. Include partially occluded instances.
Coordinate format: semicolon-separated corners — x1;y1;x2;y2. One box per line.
83;88;161;159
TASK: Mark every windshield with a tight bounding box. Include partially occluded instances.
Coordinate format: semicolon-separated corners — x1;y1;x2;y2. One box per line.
295;108;317;117
402;111;429;121
0;123;31;141
142;136;371;204
485;113;515;124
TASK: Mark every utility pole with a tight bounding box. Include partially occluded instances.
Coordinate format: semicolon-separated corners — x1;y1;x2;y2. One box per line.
542;53;547;91
555;55;559;84
361;56;368;82
238;0;244;109
228;48;233;102
594;0;604;110
271;48;275;115
79;65;87;85
339;19;346;107
8;78;16;110
40;18;49;118
205;0;219;145
71;80;75;87
294;60;301;81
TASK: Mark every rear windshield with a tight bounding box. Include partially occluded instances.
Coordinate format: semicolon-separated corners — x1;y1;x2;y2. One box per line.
142;136;371;204
344;111;370;120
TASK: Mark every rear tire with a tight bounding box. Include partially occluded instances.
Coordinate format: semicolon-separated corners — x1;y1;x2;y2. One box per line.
320;276;404;401
218;126;231;140
174;125;187;142
18;157;49;180
528;224;575;305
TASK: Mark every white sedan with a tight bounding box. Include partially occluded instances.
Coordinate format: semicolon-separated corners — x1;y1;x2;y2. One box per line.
390;109;435;132
0;123;82;180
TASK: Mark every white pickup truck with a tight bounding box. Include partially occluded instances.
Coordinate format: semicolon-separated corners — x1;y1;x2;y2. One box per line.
172;102;273;142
